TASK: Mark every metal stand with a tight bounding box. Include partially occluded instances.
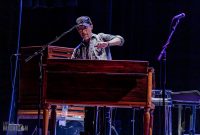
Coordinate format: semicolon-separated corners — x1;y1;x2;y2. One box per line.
24;25;76;135
94;107;99;135
37;52;43;135
132;108;136;135
189;105;196;135
152;89;172;135
7;1;22;134
94;107;118;135
157;14;184;135
165;102;172;135
177;104;197;135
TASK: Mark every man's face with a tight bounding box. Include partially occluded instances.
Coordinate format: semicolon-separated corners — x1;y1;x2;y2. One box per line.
77;25;93;42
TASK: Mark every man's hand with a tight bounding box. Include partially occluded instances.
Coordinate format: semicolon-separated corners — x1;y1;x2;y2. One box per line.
96;42;109;49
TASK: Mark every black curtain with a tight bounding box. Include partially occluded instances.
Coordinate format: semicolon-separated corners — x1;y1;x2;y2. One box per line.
1;0;200;134
20;0;199;91
0;0;21;134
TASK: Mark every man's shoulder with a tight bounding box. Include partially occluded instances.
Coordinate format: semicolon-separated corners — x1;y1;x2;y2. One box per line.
92;33;107;38
97;33;107;37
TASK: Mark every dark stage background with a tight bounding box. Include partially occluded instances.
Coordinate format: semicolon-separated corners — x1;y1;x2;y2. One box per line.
1;0;200;134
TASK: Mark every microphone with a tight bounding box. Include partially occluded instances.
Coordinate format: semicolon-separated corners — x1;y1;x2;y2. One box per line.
173;13;185;20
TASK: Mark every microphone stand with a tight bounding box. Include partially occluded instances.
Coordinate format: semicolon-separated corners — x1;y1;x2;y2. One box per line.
157;18;181;135
25;25;76;63
24;25;76;135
